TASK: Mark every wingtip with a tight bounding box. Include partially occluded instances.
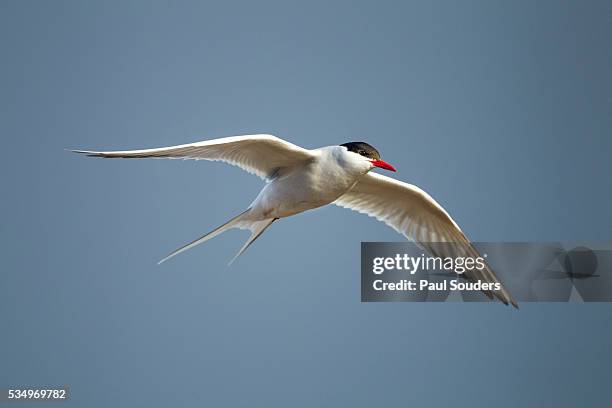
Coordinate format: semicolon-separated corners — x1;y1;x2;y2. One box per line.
504;292;519;309
69;149;96;156
69;149;110;158
500;296;519;309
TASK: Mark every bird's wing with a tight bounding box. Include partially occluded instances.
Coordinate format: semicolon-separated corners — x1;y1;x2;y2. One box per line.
72;134;314;180
334;172;517;307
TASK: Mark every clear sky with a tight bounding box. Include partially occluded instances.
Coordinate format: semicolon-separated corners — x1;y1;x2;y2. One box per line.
1;0;611;406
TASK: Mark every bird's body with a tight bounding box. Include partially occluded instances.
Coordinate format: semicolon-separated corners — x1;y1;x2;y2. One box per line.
249;146;368;219
72;134;517;307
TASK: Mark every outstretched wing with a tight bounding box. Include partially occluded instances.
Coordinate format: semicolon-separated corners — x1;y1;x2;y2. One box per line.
334;172;517;307
72;134;314;181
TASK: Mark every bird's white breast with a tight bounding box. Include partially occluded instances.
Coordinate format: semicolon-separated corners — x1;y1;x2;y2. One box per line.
248;146;370;219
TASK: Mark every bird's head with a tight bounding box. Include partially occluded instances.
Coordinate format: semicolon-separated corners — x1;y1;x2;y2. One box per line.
340;142;396;172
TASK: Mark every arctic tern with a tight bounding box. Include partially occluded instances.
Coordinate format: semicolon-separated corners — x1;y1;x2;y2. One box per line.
73;134;517;307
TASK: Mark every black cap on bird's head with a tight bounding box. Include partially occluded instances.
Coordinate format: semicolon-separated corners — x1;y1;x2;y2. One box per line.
340;141;396;172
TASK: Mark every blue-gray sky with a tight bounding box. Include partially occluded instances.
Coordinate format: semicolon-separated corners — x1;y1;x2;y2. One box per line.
1;1;611;406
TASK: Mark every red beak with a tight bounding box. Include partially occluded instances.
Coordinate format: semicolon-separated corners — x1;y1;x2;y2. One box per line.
370;159;397;172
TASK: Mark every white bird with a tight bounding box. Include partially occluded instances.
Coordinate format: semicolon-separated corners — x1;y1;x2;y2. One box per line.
72;134;517;307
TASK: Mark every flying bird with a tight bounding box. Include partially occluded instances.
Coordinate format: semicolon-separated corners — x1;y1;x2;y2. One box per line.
73;134;517;307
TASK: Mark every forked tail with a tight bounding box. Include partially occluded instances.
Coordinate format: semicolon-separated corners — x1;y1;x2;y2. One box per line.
158;208;276;265
228;218;277;265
